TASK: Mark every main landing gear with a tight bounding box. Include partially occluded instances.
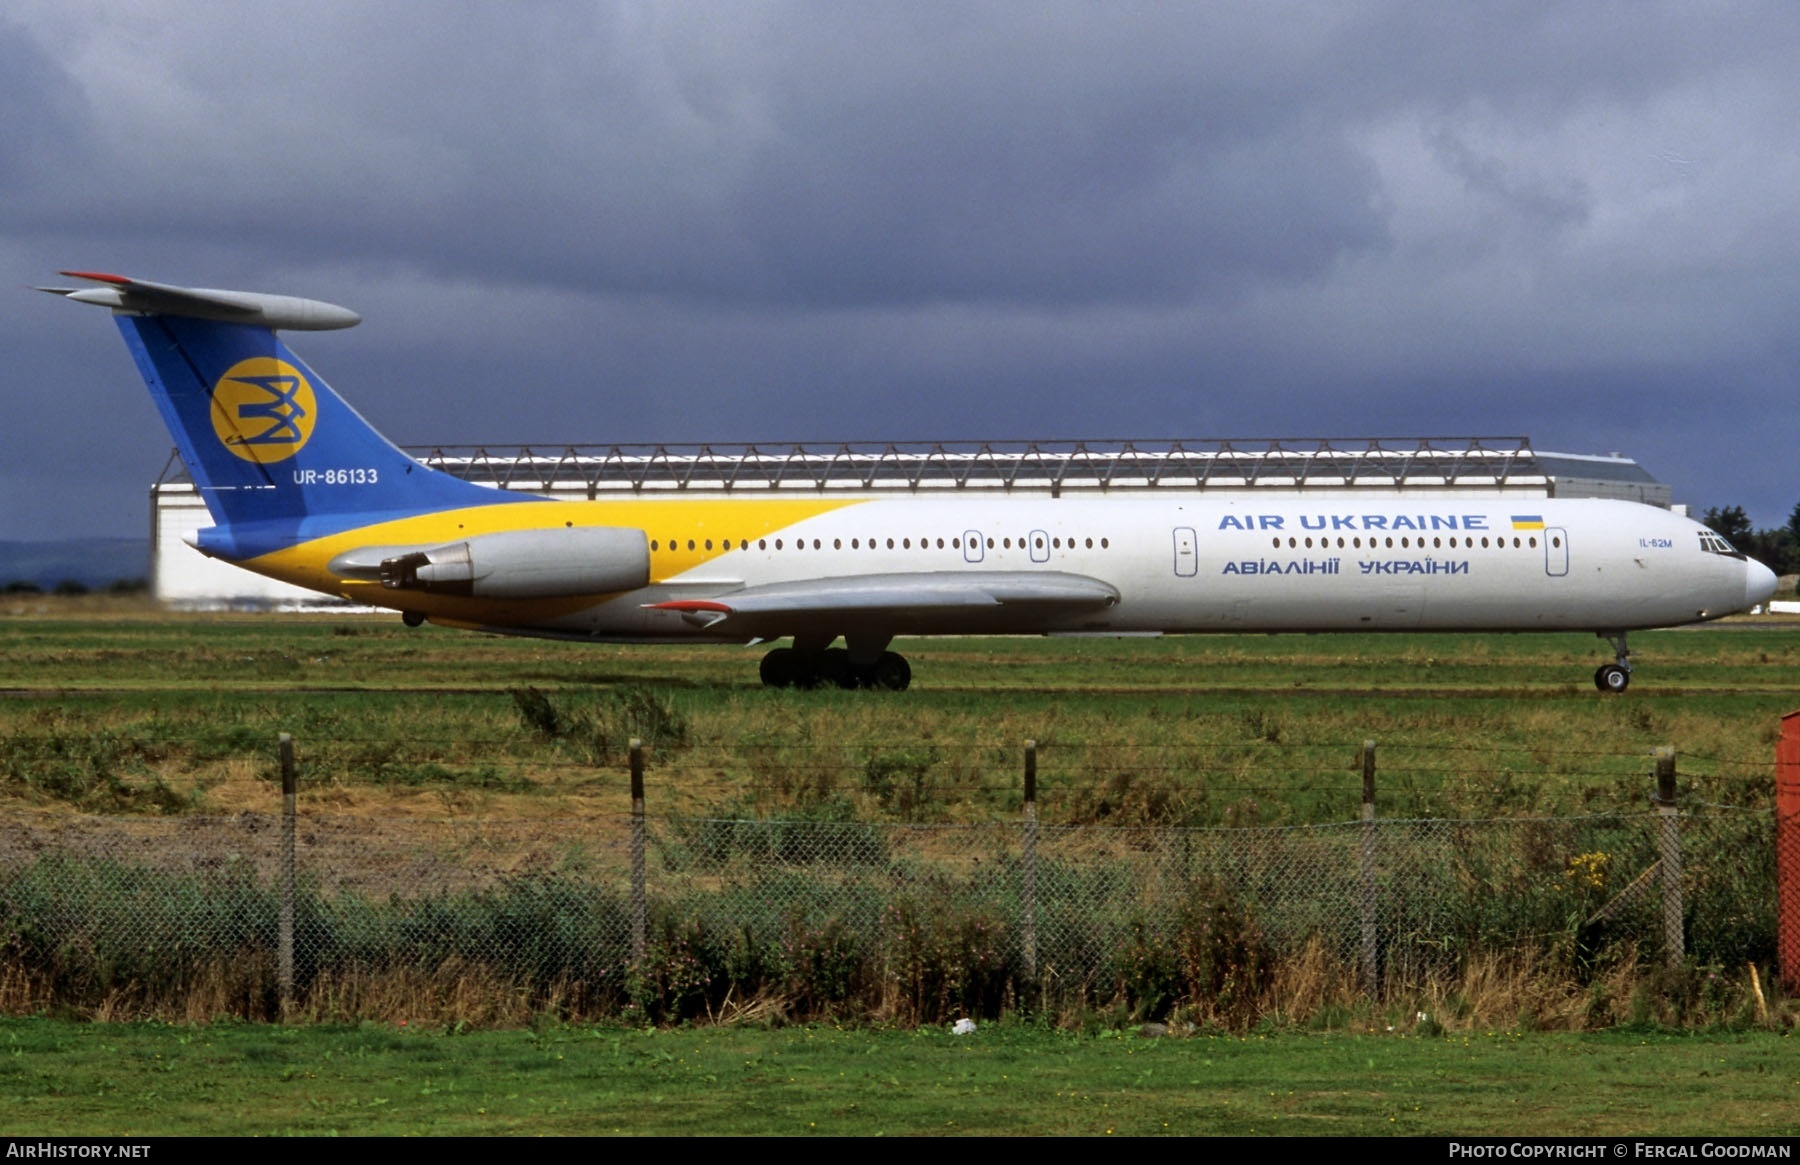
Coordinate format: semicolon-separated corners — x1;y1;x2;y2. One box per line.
759;640;912;690
1594;632;1632;693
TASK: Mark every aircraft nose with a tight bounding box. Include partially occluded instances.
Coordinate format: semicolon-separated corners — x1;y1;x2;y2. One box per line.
1746;558;1779;609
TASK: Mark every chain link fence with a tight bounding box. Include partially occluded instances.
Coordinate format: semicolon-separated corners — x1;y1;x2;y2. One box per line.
0;800;1777;1022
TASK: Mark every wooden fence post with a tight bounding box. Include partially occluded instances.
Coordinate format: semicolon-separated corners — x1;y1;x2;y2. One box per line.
1359;740;1379;997
1775;715;1800;991
629;738;647;966
1653;746;1683;969
278;732;296;1020
1021;740;1038;982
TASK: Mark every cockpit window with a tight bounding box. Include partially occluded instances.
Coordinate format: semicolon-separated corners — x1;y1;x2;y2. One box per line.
1698;530;1747;559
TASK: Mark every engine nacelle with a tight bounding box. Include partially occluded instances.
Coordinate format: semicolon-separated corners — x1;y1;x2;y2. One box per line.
379;527;650;599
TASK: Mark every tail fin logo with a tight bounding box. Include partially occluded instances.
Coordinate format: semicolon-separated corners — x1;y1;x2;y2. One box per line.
209;358;316;463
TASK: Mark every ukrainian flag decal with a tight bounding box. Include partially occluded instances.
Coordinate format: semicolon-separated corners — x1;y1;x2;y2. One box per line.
1511;515;1546;530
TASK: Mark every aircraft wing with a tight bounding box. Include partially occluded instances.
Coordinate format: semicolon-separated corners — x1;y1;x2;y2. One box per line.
645;570;1120;635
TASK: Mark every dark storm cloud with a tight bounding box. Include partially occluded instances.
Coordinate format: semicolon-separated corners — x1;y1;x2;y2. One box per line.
4;4;1396;304
5;2;1800;540
0;18;90;193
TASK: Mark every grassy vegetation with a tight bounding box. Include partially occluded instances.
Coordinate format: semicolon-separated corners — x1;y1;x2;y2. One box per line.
1;604;1794;826
0;603;1795;1037
2;1017;1794;1136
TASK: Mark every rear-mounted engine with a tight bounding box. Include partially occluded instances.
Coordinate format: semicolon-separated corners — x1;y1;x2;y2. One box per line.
378;527;649;598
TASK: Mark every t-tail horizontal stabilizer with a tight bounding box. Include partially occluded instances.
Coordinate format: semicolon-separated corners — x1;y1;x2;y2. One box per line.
36;271;361;331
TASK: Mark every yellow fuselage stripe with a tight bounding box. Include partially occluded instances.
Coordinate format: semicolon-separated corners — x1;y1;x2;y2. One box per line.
242;497;867;619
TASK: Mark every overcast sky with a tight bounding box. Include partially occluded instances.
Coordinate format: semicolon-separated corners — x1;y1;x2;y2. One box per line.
4;1;1798;541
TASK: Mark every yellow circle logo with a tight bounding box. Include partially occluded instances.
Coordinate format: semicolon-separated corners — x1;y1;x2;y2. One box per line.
210;358;316;463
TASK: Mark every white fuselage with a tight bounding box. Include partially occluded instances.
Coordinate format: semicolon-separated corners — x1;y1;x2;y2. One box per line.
542;492;1767;640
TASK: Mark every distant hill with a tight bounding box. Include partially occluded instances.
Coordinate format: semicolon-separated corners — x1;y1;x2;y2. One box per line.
0;539;151;591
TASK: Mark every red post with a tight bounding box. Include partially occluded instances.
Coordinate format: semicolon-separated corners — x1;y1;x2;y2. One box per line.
1776;713;1800;991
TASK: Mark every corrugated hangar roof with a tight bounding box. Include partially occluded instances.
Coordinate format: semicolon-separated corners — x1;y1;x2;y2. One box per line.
154;435;1669;504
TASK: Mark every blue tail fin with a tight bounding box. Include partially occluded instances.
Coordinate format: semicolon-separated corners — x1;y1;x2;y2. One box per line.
45;273;520;551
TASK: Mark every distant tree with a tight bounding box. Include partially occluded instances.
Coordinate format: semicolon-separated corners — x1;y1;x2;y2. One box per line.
1749;529;1798;576
1703;504;1799;576
51;579;89;597
105;578;149;595
2;581;43;595
1702;505;1754;547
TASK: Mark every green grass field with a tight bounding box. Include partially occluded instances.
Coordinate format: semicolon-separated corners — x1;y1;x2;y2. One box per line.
3;604;1798;1135
2;602;1795;825
3;1018;1796;1136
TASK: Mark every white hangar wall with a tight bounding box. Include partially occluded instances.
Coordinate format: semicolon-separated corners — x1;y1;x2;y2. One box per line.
151;487;345;608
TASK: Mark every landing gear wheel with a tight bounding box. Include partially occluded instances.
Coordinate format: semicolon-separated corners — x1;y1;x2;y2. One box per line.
1594;632;1633;693
764;645;908;690
820;647;857;689
401;610;426;628
1595;664;1630;694
868;651;912;691
760;647;798;688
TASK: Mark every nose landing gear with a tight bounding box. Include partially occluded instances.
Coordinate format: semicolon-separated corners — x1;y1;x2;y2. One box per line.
1594;632;1632;693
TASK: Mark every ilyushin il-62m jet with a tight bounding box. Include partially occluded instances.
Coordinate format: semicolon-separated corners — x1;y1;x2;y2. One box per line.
44;271;1776;692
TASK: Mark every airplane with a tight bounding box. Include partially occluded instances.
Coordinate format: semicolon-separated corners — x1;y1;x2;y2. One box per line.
42;271;1778;693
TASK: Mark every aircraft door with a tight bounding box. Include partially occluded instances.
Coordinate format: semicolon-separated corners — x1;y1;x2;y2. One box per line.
1029;529;1051;563
1544;528;1569;577
963;530;984;564
1173;527;1198;577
